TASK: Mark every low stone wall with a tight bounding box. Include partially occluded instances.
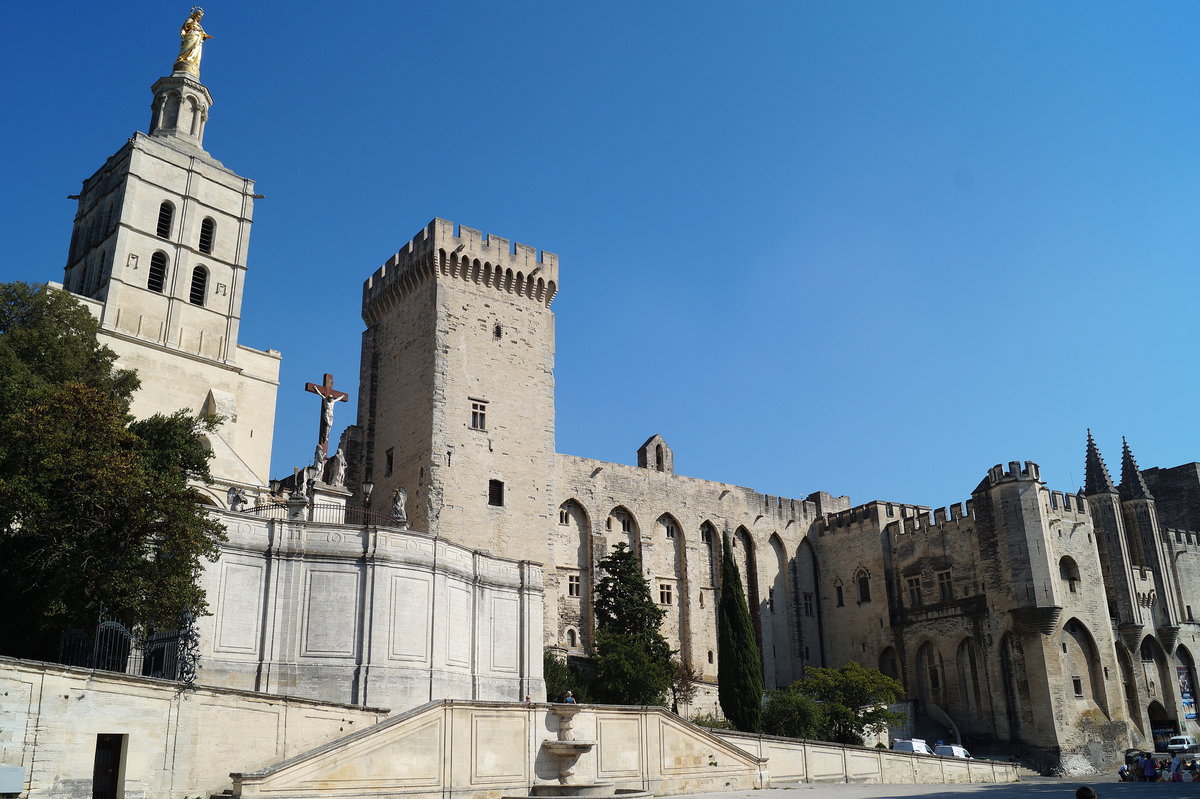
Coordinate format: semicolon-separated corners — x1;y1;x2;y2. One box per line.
0;658;388;799
715;730;1019;784
234;701;768;799
0;658;1016;799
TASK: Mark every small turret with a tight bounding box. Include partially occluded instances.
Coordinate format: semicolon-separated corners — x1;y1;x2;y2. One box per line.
1119;437;1153;501
1084;429;1117;495
637;434;674;475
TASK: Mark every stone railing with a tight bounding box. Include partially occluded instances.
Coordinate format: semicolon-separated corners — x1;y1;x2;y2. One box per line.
714;729;1019;784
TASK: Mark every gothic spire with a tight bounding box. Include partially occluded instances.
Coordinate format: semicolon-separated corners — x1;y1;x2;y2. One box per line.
1119;437;1154;501
1084;429;1116;495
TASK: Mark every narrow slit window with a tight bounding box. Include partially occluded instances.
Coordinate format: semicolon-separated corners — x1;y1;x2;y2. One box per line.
189;266;208;305
156;201;174;239
148;251;168;293
198;217;215;254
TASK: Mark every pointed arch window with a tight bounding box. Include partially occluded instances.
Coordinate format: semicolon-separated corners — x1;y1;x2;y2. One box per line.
148;252;168;293
189;266;208;306
198;217;215;254
156;202;174;239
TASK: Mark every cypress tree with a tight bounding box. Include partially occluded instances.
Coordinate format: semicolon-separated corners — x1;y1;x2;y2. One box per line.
717;532;764;732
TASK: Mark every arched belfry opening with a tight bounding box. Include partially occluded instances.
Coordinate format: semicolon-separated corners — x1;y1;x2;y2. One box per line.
637;434;674;474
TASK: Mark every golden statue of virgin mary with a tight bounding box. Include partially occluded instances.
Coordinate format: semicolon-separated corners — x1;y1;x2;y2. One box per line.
176;8;212;75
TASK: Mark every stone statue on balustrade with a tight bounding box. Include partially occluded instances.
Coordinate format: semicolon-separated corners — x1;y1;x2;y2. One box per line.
391;487;408;528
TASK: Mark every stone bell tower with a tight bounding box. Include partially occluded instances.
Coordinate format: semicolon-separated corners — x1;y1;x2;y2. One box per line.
56;9;280;500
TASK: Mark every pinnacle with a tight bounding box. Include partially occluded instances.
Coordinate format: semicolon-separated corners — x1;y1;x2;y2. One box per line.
1084;429;1116;495
1119;437;1153;501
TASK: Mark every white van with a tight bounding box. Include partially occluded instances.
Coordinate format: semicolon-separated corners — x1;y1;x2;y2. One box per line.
1167;735;1199;754
893;739;934;755
935;744;971;759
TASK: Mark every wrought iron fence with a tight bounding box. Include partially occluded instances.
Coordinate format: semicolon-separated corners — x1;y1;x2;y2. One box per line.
242;502;396;527
58;609;199;683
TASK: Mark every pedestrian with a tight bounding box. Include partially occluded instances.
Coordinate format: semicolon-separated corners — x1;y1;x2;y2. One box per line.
1143;754;1159;782
564;690;577;704
1171;752;1184;782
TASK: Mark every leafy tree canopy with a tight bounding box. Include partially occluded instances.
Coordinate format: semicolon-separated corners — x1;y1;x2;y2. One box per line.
591;542;673;705
0;283;225;659
762;688;824;740
787;661;907;745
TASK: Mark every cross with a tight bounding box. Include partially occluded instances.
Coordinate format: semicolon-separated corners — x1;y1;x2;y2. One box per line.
305;373;349;460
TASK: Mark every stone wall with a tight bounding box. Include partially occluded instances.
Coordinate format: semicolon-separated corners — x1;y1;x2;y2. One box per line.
199;509;545;708
553;452;851;689
0;658;388;799
715;730;1018;784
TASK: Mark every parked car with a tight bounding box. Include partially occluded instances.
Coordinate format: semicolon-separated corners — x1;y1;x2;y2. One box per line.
935;744;971;759
893;739;935;755
1168;736;1200;754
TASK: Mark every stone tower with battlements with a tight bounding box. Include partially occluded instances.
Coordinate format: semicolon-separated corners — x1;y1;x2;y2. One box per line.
56;22;280;498
355;219;559;566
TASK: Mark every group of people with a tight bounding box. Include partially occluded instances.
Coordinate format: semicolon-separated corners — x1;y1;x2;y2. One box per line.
1119;752;1200;782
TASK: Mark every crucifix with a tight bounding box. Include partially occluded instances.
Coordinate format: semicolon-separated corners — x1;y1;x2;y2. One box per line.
305;373;349;463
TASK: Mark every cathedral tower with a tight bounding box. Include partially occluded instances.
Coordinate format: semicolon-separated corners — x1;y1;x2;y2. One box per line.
57;12;279;498
356;219;559;563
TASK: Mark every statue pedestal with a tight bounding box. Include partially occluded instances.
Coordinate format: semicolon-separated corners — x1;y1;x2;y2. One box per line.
310;483;351;519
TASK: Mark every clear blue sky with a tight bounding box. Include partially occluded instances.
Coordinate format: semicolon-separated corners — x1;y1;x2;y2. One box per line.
4;1;1198;510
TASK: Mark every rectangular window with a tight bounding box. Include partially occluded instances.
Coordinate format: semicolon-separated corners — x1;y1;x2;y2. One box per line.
621;517;632;534
488;479;504;506
1190;606;1195;621
701;529;712;545
857;575;871;603
568;574;581;597
559;508;570;525
1072;676;1083;697
665;520;676;539
659;583;673;605
803;592;814;617
385;447;394;477
937;571;953;602
907;577;922;607
835;585;844;607
470;400;487;430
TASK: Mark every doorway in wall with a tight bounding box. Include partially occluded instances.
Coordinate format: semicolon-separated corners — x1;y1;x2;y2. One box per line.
92;734;125;799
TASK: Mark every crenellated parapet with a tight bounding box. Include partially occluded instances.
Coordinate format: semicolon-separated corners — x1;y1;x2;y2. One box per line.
884;500;976;540
814;500;929;537
362;218;559;325
1046;489;1090;518
985;460;1042;486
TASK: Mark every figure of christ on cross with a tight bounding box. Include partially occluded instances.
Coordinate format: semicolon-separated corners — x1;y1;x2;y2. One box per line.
305;373;349;462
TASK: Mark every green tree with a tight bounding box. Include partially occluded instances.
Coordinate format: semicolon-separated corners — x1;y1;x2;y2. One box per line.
717;532;764;732
592;542;673;705
0;283;225;659
762;688;825;740
543;649;592;703
793;661;906;745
